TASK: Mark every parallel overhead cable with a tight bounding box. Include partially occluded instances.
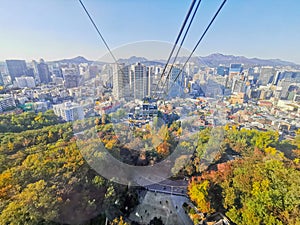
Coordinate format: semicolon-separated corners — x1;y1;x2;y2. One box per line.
153;0;197;97
159;0;202;95
168;0;228;93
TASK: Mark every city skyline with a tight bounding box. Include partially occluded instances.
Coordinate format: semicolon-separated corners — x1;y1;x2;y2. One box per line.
0;0;300;63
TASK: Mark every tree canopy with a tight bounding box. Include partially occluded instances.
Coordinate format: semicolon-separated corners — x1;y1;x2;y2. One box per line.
187;127;300;225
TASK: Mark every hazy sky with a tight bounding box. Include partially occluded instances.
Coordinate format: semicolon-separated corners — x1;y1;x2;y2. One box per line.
0;0;300;63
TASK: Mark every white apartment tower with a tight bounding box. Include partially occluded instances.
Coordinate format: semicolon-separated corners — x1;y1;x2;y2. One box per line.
133;63;147;100
112;63;130;100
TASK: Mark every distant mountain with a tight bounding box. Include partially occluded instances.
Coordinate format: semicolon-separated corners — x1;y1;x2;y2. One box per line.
48;53;299;68
116;56;165;66
51;56;92;64
174;53;299;67
142;60;165;67
117;56;148;65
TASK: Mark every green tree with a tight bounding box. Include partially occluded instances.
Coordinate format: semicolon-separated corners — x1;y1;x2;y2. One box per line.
0;180;58;224
188;180;211;213
224;159;300;225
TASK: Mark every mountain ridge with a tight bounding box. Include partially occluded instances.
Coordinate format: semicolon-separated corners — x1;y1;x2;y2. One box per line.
172;53;299;67
50;56;93;64
46;54;299;68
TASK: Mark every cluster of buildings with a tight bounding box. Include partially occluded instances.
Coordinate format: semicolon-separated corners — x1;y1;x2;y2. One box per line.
0;59;98;89
181;63;300;138
0;57;299;139
127;100;158;127
203;63;300;103
0;58;102;116
111;62;187;101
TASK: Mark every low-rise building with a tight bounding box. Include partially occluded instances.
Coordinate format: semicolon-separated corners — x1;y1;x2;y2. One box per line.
53;101;84;121
229;92;245;105
0;94;16;112
15;76;35;88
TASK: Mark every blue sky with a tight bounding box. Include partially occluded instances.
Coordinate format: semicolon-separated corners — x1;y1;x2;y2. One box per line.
0;0;300;63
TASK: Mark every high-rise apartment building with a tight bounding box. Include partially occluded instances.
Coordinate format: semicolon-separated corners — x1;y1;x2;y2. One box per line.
146;66;155;97
277;71;300;99
133;63;147;100
259;66;275;86
169;65;185;87
111;62;156;100
32;60;41;84
6;60;28;81
37;59;51;84
62;68;82;88
112;63;130;100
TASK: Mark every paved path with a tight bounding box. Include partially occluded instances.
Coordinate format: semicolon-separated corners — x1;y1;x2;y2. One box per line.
129;191;193;225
